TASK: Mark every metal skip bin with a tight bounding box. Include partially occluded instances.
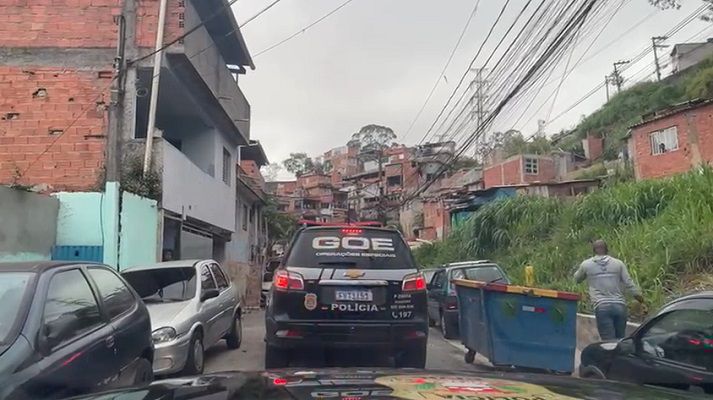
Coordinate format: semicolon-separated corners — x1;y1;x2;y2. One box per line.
454;279;580;374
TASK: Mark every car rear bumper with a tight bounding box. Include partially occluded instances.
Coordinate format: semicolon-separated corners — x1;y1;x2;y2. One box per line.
265;317;428;349
152;334;191;375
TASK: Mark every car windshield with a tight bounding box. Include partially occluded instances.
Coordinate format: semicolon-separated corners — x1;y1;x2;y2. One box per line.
122;267;196;302
286;228;415;269
0;272;34;344
422;269;437;283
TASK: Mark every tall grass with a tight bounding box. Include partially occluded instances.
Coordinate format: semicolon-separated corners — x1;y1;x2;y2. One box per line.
414;168;713;314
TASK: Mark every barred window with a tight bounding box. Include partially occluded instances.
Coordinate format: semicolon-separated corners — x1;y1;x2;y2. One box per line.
650;127;679;155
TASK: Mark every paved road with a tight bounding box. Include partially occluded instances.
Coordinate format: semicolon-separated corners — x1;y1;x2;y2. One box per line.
204;310;488;373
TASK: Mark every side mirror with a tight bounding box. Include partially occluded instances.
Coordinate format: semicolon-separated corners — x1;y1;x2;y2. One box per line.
426;283;432;290
200;288;220;302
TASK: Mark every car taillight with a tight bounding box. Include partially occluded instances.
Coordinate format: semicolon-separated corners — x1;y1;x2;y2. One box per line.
273;270;304;290
402;273;426;292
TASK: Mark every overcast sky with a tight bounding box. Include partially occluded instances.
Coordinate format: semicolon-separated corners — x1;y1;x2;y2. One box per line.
232;0;711;179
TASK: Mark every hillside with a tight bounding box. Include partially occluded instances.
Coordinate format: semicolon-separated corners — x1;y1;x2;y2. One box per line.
414;168;713;315
559;55;713;158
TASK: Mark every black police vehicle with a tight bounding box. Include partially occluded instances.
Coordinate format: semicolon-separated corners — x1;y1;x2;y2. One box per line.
264;222;428;368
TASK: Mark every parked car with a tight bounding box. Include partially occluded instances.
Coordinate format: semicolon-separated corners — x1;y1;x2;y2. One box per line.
427;260;510;339
580;291;713;394
264;223;428;368
260;257;281;308
0;261;153;399
121;260;241;376
420;268;438;286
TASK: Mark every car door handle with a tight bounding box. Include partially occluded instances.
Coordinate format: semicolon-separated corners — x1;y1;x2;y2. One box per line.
105;335;115;349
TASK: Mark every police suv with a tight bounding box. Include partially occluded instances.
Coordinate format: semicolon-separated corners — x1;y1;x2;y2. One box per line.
264;223;428;368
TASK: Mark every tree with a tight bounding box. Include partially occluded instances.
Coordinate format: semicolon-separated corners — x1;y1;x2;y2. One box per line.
350;124;397;222
261;163;282;181
282;153;314;177
263;195;298;244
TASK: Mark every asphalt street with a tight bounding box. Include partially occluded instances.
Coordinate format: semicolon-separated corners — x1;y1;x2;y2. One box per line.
204;310;490;373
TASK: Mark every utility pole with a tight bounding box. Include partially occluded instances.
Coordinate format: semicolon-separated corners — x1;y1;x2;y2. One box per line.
652;36;669;82
604;75;610;101
468;67;488;151
612;60;630;92
106;16;126;182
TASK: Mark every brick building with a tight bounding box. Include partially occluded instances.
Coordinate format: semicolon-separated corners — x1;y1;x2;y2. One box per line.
483;154;557;187
626;99;713;180
1;0;267;296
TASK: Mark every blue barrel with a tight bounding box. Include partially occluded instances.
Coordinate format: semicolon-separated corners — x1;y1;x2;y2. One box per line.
455;279;579;374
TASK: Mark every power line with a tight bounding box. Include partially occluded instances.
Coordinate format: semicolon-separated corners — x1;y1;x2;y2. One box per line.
128;0;242;65
253;0;356;58
239;0;283;28
404;0;599;204
401;0;481;142
416;0;514;146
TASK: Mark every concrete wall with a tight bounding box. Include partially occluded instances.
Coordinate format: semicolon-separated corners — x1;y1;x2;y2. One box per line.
53;186;121;266
0;186;59;261
164;121;217;177
182;0;250;140
119;192;159;269
161;139;235;232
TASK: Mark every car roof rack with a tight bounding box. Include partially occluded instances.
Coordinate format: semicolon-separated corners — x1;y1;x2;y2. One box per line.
297;219;384;228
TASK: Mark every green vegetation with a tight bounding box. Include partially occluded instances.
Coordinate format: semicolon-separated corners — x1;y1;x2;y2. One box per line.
414;168;713;315
560;55;713;159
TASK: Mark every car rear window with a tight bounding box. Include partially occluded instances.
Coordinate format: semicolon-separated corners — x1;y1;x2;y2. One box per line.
451;265;507;283
285;228;415;270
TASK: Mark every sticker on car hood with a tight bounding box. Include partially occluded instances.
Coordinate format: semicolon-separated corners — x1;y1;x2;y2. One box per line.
375;375;579;400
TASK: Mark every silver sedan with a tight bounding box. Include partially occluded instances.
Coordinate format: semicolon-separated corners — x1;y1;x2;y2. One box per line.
122;259;242;376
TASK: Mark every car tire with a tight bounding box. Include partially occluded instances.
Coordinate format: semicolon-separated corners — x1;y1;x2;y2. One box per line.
396;342;427;368
132;358;154;386
440;312;457;340
579;365;606;379
226;314;242;349
182;332;205;376
265;345;289;369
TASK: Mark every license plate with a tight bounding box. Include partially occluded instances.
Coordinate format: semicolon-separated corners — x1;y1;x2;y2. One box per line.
335;289;373;302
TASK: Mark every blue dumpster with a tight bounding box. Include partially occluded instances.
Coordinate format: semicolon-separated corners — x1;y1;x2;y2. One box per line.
454;279;580;374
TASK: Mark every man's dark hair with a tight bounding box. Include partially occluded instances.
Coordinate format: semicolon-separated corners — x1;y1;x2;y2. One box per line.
592;239;608;255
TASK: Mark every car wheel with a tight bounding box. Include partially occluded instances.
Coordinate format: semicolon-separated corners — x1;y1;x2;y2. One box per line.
132;358;154;386
440;312;456;340
226;314;242;349
265;345;289;369
579;365;606;379
396;342;427;368
182;332;205;375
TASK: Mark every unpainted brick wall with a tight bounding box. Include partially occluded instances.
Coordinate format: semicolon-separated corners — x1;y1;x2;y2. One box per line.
0;0;122;47
0;67;108;190
136;0;185;48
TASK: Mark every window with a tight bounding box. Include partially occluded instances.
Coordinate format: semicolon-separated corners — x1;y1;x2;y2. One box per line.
200;265;217;290
249;206;254;224
43;269;103;348
650;126;679;155
387;175;402;186
431;270;447;289
242;205;248;231
210;264;230;289
524;157;539;174
640;308;713;370
222;147;231;184
87;268;135;320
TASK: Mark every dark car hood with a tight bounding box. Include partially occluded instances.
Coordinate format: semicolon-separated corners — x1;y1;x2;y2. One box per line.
70;369;707;399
